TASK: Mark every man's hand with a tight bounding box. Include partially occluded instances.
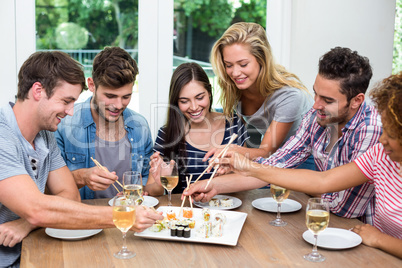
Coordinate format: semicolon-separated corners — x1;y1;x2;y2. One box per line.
83;167;119;191
0;219;37;247
131;206;164;232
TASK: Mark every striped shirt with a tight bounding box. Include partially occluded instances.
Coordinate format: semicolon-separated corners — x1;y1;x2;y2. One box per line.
259;102;382;224
355;143;402;239
154;114;249;194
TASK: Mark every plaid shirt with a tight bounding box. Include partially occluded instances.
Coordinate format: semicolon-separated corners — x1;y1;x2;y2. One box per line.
258;102;382;224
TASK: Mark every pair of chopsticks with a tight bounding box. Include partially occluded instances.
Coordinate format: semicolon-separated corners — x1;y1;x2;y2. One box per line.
179;174;193;217
193;133;238;189
91;157;124;193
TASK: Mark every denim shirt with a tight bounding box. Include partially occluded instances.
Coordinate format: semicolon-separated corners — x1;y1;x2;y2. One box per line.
55;97;153;199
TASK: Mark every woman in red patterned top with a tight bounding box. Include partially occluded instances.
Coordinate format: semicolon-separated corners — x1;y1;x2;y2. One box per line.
185;72;402;258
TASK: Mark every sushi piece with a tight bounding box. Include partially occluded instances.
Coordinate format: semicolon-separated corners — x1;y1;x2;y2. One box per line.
202;208;211;221
209;198;219;207
176;227;184;237
183;227;191;238
212;220;223;237
220;198;233;207
149;223;163;232
214;213;227;225
166;209;176;220
170;226;177;236
183;207;193;219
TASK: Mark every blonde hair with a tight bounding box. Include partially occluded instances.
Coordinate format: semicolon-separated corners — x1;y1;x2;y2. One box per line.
210;22;308;117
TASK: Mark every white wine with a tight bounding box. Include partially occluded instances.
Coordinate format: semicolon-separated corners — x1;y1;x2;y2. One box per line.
123;184;143;202
306;209;329;234
113;206;136;233
270;184;290;203
160;176;179;191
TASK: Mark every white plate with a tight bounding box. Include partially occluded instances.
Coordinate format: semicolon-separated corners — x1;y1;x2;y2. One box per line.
302;228;362;249
135;206;247;246
193;195;242;210
45;228;103;241
252;197;302;213
108;195;159;207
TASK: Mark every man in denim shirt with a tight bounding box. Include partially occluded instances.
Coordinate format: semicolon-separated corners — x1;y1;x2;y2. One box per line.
55;47;153;199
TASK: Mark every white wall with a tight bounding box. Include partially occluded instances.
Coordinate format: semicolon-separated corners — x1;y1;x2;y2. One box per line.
138;0;173;140
268;0;396;97
0;0;35;106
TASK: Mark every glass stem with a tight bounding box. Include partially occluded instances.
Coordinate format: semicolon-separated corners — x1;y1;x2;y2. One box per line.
168;190;172;206
312;234;318;254
276;203;282;220
122;231;127;251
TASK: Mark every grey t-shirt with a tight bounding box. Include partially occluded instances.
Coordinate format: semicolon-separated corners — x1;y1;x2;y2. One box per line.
0;103;65;268
236;86;312;147
94;135;131;199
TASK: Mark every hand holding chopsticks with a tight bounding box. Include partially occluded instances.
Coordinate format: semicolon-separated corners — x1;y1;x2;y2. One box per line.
90;157;123;192
193;134;238;189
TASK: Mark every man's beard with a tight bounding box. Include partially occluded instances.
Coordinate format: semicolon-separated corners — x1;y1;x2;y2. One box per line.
92;94;122;123
316;103;350;128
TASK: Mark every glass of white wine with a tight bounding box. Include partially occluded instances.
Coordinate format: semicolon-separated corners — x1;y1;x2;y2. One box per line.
304;198;330;262
123;171;143;205
160;160;179;206
112;196;136;259
269;184;290;227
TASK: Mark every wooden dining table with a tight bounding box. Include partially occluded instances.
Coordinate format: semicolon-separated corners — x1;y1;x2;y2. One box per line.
20;189;402;267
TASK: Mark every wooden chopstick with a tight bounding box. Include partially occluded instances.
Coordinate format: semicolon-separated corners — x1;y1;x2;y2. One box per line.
193;133;238;184
204;145;231;189
188;175;193;211
90;157;124;190
179;175;194;217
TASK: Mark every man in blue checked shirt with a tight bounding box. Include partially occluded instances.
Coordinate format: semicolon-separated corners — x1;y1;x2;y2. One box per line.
185;47;382;225
55;47;153;200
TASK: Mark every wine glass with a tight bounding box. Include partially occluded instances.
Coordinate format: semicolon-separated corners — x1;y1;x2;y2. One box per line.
304;198;330;262
160;160;179;206
122;171;143;205
112;196;137;259
269;184;290;227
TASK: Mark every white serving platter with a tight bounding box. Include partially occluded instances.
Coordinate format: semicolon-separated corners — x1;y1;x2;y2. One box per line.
135;206;247;246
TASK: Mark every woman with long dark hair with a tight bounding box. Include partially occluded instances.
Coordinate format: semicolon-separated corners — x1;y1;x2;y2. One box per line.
145;62;249;195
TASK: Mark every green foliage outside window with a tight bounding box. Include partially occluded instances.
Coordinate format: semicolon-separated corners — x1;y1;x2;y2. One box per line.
393;0;402;74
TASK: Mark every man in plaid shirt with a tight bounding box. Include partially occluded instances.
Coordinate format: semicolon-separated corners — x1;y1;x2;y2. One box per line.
186;47;382;225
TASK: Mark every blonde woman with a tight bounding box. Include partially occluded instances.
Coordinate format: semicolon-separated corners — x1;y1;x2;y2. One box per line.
204;22;312;161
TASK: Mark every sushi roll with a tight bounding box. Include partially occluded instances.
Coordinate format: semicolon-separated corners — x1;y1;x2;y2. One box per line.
183;207;193;219
166;209;176;220
187;219;196;229
209;198;219;207
183;227;191;238
212;220;223;237
220;198;233;207
149;223;163;232
214;213;227;225
170;226;177;236
176;227;184;237
202;208;211;221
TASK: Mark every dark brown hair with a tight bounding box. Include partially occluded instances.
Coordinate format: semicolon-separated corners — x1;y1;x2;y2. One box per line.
17;51;86;100
92;46;138;89
319;47;372;102
163;62;213;159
